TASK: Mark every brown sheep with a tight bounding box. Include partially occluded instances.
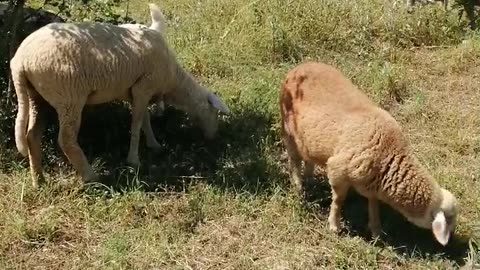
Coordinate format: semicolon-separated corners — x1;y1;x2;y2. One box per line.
279;61;458;245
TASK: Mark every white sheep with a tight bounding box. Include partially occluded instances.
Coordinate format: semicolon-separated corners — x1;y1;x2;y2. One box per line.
280;62;458;246
10;3;230;187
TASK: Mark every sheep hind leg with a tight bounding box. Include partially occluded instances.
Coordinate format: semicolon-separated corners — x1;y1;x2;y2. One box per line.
56;103;97;183
142;111;162;150
283;135;305;197
26;94;47;188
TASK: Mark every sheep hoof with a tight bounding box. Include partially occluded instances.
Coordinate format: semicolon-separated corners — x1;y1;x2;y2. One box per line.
127;157;141;168
328;217;341;234
147;141;162;150
371;230;379;238
369;226;382;239
329;223;341;234
31;173;45;189
32;179;40;190
83;170;100;183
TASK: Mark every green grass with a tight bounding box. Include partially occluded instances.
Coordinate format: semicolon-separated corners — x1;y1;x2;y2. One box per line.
1;0;480;268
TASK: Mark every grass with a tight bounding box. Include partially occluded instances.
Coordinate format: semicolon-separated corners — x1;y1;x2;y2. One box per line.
1;0;480;268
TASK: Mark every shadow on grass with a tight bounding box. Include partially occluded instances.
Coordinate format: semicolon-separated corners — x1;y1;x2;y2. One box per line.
302;175;471;267
0;98;285;193
1;101;470;266
73;101;285;194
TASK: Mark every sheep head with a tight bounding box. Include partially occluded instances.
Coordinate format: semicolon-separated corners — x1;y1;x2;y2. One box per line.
404;188;458;246
164;84;230;140
431;188;458;246
195;91;230;139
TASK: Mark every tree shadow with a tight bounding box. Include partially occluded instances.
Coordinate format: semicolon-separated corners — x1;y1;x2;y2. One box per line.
302;173;471;267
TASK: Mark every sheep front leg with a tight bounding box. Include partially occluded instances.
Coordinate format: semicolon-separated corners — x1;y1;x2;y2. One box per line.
368;198;382;238
127;82;152;167
304;161;315;182
327;182;349;233
142;111;162;150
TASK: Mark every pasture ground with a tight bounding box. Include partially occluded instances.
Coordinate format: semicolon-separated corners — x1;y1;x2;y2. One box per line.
0;0;479;269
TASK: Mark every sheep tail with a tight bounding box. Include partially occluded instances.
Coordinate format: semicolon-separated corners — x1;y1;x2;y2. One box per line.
148;3;167;33
12;67;30;157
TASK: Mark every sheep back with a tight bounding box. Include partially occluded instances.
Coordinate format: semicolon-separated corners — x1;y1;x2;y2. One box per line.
11;22;178;105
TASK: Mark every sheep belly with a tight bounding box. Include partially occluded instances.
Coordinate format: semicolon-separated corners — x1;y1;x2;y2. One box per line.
86;85;133;104
25;62;140;105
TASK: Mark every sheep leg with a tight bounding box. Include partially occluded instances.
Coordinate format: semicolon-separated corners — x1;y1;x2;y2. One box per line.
304;161;315;182
283;135;305;197
368;198;382;238
56;104;97;182
141;111;162;149
26;95;46;188
327;182;349;233
126;82;152;167
326;156;350;233
150;99;165;117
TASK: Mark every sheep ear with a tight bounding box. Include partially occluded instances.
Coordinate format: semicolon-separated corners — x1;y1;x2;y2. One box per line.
207;92;230;114
432;211;450;246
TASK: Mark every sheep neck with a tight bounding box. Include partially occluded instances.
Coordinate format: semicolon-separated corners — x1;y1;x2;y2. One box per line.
377;153;437;217
167;66;208;114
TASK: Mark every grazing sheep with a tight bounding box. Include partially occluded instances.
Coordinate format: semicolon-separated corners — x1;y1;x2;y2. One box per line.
279;62;458;245
10;3;230;187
